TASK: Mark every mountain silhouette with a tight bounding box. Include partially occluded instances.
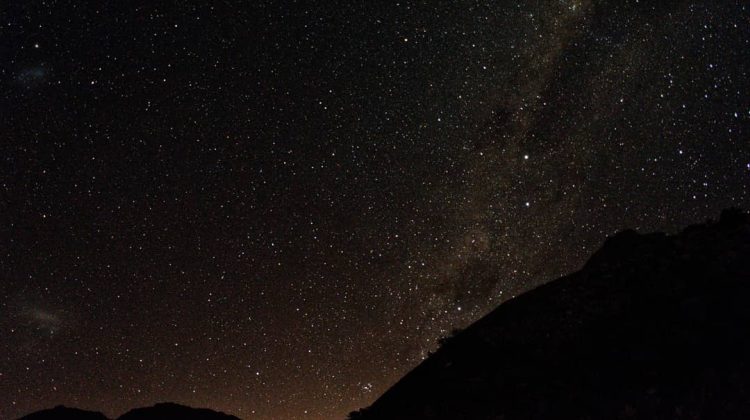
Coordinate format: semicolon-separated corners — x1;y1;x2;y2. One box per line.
349;209;750;419
19;403;240;420
19;406;108;420
118;403;240;420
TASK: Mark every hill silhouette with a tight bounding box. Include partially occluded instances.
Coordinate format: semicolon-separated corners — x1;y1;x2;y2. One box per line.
19;406;108;420
349;209;750;419
19;403;240;420
118;403;240;420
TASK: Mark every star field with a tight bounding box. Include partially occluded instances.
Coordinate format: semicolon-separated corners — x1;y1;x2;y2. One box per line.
2;1;749;419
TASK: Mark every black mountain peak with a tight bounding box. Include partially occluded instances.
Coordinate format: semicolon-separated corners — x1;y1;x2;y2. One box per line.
19;403;240;420
350;208;750;419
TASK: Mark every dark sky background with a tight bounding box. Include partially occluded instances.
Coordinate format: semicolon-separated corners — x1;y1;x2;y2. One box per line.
1;1;749;419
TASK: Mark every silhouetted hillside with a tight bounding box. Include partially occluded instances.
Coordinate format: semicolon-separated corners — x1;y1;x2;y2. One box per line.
350;209;750;419
18;403;240;420
118;403;240;420
19;406;108;420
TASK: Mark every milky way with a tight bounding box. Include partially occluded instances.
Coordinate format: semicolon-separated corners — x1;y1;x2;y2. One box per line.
2;1;749;419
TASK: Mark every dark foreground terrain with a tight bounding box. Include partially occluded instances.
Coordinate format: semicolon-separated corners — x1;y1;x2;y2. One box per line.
19;403;240;420
350;209;750;419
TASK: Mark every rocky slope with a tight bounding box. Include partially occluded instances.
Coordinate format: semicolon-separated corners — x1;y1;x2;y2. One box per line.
350;209;750;419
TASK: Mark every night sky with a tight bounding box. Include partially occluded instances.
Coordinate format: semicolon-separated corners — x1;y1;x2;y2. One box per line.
2;1;749;419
